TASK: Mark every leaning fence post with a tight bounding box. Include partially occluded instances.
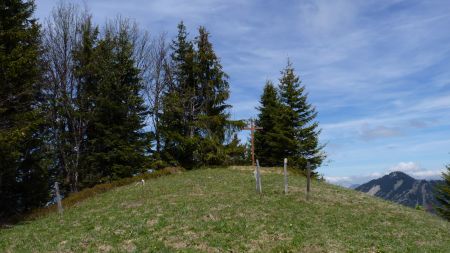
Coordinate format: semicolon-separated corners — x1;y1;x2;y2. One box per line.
55;182;63;214
306;162;311;200
284;158;288;194
256;159;262;194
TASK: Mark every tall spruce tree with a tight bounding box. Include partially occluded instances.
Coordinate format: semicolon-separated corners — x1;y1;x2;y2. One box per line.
254;81;287;166
82;25;149;183
435;164;450;221
160;21;198;168
195;26;239;166
0;0;49;218
161;22;242;168
278;60;324;171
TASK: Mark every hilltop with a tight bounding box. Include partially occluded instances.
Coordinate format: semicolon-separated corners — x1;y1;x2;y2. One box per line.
1;167;449;252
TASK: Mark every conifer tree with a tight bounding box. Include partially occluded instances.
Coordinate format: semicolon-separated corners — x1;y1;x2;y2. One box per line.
255;62;325;170
254;81;287;166
72;17;99;187
160;21;198;168
0;0;49;218
161;23;242;168
435;164;450;221
278;60;325;171
224;133;247;165
195;26;240;166
82;24;149;183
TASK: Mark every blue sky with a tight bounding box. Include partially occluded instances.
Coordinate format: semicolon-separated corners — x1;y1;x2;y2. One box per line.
35;0;450;186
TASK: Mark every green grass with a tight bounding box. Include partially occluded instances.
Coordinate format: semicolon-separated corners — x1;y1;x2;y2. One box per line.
1;167;449;252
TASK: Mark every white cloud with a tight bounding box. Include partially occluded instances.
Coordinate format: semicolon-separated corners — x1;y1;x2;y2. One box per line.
387;161;444;179
412;170;443;178
325;173;383;187
369;172;383;178
324;176;351;184
388;161;421;173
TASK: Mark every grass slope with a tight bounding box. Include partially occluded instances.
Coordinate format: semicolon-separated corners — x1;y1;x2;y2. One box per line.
1;167;449;252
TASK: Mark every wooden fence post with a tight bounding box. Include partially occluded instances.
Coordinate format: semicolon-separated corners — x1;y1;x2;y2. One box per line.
55;182;63;214
306;162;311;200
256;159;262;194
284;158;288;194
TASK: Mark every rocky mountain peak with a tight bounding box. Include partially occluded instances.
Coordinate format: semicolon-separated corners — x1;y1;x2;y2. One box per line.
355;172;442;212
386;171;414;180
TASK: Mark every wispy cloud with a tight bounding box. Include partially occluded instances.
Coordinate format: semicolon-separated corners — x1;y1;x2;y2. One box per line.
359;125;402;141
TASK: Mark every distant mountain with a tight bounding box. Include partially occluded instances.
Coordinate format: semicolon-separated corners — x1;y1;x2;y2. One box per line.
348;184;360;189
355;171;443;212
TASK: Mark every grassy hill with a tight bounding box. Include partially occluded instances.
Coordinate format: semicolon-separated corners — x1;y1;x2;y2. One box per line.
1;167;449;252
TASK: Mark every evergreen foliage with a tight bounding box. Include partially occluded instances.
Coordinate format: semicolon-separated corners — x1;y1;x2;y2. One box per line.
160;21;197;167
195;26;243;166
435;164;450;221
0;3;245;221
255;61;325;171
81;24;149;184
278;60;325;171
0;0;49;218
224;133;247;165
71;17;99;187
161;22;243;168
254;81;287;166
1;1;328;221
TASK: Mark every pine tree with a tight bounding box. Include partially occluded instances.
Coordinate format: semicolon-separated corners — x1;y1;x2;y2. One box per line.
435;164;450;221
0;0;49;218
278;60;325;171
82;25;149;183
254;81;287;166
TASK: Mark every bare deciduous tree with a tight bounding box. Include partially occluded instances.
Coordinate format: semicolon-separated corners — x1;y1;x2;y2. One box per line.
42;2;89;193
141;33;170;154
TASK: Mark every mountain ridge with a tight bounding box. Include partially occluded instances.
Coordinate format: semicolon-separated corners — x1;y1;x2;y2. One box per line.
355;171;443;211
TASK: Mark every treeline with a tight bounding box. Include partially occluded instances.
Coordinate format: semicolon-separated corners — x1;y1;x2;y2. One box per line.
0;1;246;220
